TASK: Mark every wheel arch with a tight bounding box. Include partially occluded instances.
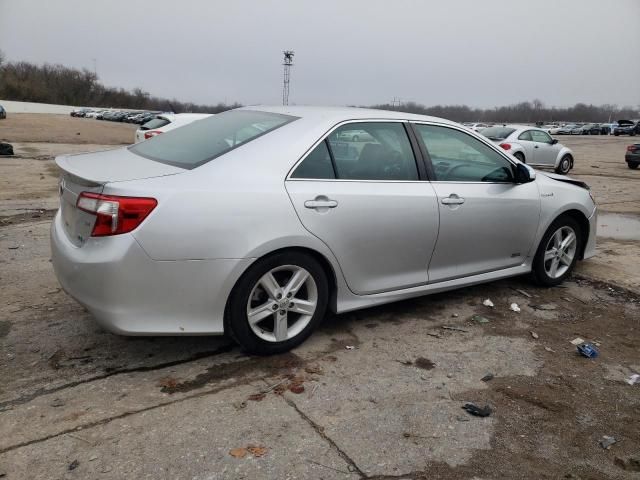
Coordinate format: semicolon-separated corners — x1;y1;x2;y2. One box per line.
554;209;590;260
224;245;340;330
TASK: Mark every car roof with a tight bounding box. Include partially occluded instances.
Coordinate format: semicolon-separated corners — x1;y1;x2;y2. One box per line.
238;105;460;127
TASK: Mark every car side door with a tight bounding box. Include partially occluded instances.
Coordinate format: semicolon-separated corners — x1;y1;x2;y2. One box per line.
285;121;440;295
529;130;560;166
412;123;541;283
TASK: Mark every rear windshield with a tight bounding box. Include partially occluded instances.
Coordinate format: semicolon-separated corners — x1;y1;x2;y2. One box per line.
140;117;171;130
479;126;515;140
130;110;297;169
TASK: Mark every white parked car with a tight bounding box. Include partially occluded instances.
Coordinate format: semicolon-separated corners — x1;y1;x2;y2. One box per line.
480;125;574;174
134;113;212;143
463;122;491;132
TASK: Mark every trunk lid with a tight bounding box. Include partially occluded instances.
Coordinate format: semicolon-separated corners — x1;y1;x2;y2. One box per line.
55;147;184;246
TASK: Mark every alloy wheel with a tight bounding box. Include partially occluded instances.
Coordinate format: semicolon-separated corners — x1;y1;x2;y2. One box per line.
543;226;577;279
246;265;318;343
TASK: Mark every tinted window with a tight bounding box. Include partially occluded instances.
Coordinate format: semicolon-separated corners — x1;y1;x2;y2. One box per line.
480;127;515;140
518;131;533;141
530;130;552;143
141;117;171;130
291;141;335;179
130;110;296;169
415;124;514;183
326;122;418;180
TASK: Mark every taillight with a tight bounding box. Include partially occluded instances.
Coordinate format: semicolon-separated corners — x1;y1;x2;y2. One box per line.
77;192;157;236
144;130;163;140
627;145;637;152
499;143;511;150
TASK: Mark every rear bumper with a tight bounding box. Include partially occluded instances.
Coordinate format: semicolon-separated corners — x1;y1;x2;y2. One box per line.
50;212;252;335
583;206;597;260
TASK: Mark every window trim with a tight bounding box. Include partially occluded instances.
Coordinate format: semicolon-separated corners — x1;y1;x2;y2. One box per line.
409;121;519;184
286;119;427;182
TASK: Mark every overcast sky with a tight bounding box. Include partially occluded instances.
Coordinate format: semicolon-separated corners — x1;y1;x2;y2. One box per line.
1;0;639;108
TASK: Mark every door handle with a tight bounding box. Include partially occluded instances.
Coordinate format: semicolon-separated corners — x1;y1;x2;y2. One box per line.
304;199;338;209
441;194;465;205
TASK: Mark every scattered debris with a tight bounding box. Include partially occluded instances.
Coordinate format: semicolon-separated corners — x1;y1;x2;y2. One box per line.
157;376;179;390
514;288;532;298
451;313;459;318
248;393;266;402
456;415;470;422
599;435;617;450
530;331;539;339
229;447;248;458
345;345;355;350
577;343;599;358
247;445;268;457
414;357;436;370
89;455;98;462
397;359;413;366
462;403;492;417
308;384;319;399
625;374;640;386
441;325;468;333
8;246;20;250
472;314;490;324
0;142;14;156
482;299;494;308
426;332;442;338
50;398;65;407
289;384;305;394
304;365;324;375
570;337;585;346
510;303;521;312
532;303;557;311
544;346;555;353
232;401;247;410
68;460;79;471
481;373;494;382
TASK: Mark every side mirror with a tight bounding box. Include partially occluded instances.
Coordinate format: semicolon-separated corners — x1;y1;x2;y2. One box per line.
551;138;558;145
515;163;536;184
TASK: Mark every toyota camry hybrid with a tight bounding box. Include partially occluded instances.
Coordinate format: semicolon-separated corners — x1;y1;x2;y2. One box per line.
51;106;597;354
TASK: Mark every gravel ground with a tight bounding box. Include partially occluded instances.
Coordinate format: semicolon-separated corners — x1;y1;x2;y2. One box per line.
0;117;639;479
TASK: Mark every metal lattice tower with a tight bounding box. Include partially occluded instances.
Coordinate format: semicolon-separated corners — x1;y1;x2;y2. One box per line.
282;50;294;105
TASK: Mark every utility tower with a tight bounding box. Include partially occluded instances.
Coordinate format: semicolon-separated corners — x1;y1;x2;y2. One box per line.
282;50;294;106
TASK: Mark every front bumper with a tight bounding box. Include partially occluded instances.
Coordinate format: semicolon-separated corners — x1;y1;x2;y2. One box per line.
583;206;597;260
50;211;252;335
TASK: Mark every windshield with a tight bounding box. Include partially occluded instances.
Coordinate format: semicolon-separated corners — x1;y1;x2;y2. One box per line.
479;126;515;140
130;110;297;169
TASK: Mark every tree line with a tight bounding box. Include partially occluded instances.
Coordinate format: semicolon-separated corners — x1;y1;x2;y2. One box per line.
0;54;239;114
0;53;638;122
370;100;640;124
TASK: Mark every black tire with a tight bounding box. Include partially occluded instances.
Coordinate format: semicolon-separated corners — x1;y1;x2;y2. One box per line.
628;163;639;170
614;131;619;136
530;215;583;287
514;152;525;163
555;155;572;174
225;251;329;355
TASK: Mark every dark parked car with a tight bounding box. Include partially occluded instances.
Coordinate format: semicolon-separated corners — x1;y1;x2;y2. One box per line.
626;144;640;169
614;120;639;136
582;123;601;135
0;104;6;119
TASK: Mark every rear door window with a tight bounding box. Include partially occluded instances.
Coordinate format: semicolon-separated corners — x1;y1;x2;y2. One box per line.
325;122;418;181
129;110;297;169
291;141;336;179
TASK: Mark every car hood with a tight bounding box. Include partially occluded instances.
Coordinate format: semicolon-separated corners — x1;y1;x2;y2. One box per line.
537;171;589;190
55;146;185;184
617;120;633;126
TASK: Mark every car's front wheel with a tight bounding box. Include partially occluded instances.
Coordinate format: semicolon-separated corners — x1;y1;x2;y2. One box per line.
555;155;572;174
628;163;639;170
226;251;329;355
514;152;525;163
530;216;582;287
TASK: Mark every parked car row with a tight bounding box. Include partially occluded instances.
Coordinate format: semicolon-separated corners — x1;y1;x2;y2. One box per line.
133;113;212;143
542;121;639;136
70;108;163;125
0;104;6;120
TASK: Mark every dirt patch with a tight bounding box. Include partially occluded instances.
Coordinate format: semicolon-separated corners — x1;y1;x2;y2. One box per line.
0;113;136;144
0;321;11;338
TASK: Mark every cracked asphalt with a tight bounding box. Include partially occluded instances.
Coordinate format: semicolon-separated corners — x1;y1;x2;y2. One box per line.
1;116;639;479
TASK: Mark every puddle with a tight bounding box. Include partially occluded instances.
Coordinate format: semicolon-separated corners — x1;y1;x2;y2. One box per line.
597;213;640;240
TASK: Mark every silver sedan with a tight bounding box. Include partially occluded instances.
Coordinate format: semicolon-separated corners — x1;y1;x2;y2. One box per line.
51;107;597;354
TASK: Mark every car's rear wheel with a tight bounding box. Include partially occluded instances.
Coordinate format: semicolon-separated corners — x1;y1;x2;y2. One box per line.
629;163;639;170
555;155;572;174
530;216;582;287
514;152;525;163
226;251;328;355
